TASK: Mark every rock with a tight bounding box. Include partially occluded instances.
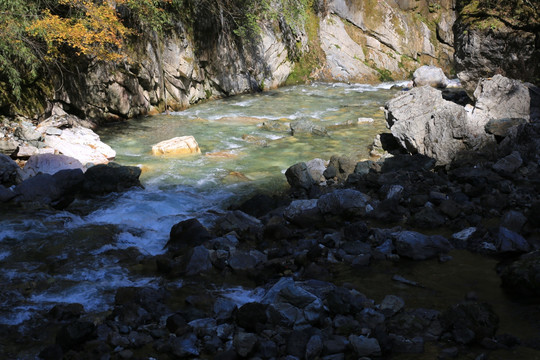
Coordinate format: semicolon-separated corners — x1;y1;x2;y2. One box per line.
287;330;310;358
15;145;39;159
441;302;499;344
306;334;323;360
0;138;19;155
492;151;522;174
471;76;533;127
15;121;41;142
413;66;449;88
410;206;446;229
348;335;381;357
185;245;212;276
324;155;356;182
213;210;262;240
385;86;491;166
167;218;212;255
151;135;201;155
0;153;21;186
13;173;67;207
55;320;96;350
500;210;527;233
285;162;316;191
260;119;290;132
317;189;370;217
21;153;84;180
170;333;200;357
485;118;528;137
233;332;258;357
357;308;386;329
43;126;115;165
394;231;453;260
290;119;328;136
166;313;189;334
0;184;15;202
500;252;540;297
236;302;268;331
451;227;477;249
306;158;327;184
283;199;321;227
228;250;259;272
495;227;531;253
82;162;142;195
379;295;405;317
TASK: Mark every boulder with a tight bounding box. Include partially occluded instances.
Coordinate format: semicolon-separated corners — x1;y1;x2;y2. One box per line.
81;163;142;195
441;302;499;344
413;66;449;88
43;126;115;165
285;162;315;191
495;227;531;253
151;136;201;155
0;138;19;155
167;218;212;255
317;189;370;217
348;335;381;357
21;153;84;180
492;151;522;174
394;231;453;260
15;121;41;142
0;153;21;186
324;155;356;182
500;252;540;297
283;199;321;227
213;210;262;240
55;320;96;350
184;245;212;276
290;119;328;136
305;158;327;184
471;75;533;127
0;184;15;202
385;86;493;166
13;173;66;207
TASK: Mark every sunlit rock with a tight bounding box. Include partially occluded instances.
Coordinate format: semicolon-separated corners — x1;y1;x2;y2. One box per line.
151;136;201;156
21;153;84;181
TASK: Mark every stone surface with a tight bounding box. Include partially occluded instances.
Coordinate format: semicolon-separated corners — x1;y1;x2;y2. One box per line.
82;162;142;195
44;126;115;165
394;231;453;260
385;86;493;166
151;136;201;156
285;162;315;191
348;335;381;357
0;153;21;186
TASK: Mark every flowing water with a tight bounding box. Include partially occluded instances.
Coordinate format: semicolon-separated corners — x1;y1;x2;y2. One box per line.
1;82;539;358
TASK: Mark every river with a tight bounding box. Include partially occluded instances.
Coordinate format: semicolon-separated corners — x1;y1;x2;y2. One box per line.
1;82;538;359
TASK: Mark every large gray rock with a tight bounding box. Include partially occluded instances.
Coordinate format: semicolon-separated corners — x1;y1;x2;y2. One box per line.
12;171;82;208
413;65;449;88
285;162;316;191
81;162;142;195
385;86;493;166
0;184;15;202
471;75;534;126
394;231;453;260
348;335;381;357
317;189;370;217
0;154;21;186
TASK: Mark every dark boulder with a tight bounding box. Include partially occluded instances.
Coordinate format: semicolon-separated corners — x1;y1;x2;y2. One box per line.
0;153;21;186
441;301;499;344
55;320;96;350
82;162;142;195
166;218;212;255
500;252;540;297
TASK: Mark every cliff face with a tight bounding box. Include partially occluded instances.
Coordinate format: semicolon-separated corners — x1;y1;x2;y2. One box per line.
24;1;457;124
453;0;540;93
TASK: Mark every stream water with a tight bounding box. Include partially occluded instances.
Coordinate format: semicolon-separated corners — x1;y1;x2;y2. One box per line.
1;82;539;358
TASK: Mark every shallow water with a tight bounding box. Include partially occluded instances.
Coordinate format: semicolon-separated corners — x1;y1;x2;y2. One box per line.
1;82;539;358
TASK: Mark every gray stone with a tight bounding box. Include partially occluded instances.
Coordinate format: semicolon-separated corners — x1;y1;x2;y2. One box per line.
0;184;15;202
285;162;315;191
228;250;258;272
501;210;527;233
389;334;424;353
170;333;200;357
348;335;381;357
0;139;19;155
0;153;21;186
394;231;453;260
21;153;83;180
214;210;262;240
492;151;523;173
379;295;405;317
317;189;370;217
283;199;321;227
291;119;327;136
188;318;216;337
485;118;528;137
385;86;492;166
306;335;323;360
214;298;237;321
306;158;327;184
413;66;449;88
233;332;258;357
15;122;41;141
495;227;531;253
185;245;212;276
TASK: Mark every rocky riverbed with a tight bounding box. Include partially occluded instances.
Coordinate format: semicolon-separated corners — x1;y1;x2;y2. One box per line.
1;74;540;359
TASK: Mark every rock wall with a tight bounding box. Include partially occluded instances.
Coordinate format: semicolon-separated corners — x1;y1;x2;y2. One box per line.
44;0;460;124
453;0;540;94
313;0;456;82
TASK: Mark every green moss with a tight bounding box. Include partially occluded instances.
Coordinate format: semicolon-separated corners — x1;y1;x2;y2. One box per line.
285;10;324;85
